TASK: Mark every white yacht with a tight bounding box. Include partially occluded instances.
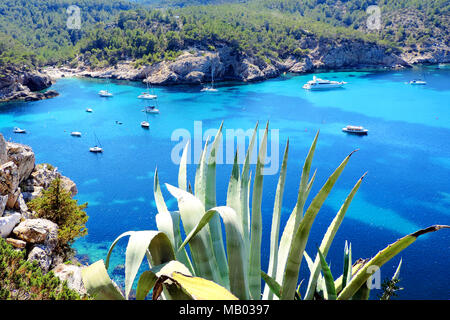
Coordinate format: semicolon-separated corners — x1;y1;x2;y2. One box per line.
342;125;368;135
303;76;347;90
13;127;26;133
71;131;82;137
409;80;426;85
89;146;103;153
99;90;113;97
142;106;160;114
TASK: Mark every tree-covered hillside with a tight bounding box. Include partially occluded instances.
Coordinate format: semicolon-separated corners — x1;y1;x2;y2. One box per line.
0;0;448;69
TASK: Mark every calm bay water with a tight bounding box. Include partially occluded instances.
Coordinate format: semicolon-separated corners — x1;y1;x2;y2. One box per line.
1;65;449;299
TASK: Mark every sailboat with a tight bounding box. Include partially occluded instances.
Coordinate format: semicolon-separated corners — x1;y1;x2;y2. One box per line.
138;78;157;99
141;108;150;128
89;133;103;153
201;64;218;92
98;90;113;97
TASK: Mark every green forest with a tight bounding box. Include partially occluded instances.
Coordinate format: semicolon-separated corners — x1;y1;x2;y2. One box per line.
0;0;448;69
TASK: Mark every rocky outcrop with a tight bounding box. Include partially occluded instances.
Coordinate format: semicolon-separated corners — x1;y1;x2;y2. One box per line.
52;264;87;295
0;67;58;103
51;36;412;86
0;134;81;279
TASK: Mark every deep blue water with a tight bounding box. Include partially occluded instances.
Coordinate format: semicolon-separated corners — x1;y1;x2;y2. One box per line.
1;65;449;299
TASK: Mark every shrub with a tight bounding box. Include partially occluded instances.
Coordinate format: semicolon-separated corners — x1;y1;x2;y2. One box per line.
28;178;88;253
0;238;85;300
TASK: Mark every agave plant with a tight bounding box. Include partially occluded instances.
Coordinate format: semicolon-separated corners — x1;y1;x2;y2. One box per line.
81;121;449;300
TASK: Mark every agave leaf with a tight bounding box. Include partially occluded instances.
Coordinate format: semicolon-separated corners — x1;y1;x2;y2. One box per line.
342;241;352;290
136;270;158;300
140;260;193;300
261;270;281;298
240;122;258;242
156;210;194;274
154;168;169;214
280;150;356;299
169;272;238;300
334;258;368;293
337;225;450;300
104;230;175;299
178;140;190;191
249;122;269;300
392;258;402;280
194;136;210;206
81;260;125;300
263;140;289;300
318;248;337;300
275;132;319;293
304;173;366;300
166;183;220;284
352;282;371;300
177;205;249;299
204;122;229;287
226;149;241;215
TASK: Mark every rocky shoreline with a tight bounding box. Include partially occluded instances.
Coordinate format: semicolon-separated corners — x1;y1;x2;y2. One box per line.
0;67;59;103
42;38;448;87
0;134;85;295
2;38;448;102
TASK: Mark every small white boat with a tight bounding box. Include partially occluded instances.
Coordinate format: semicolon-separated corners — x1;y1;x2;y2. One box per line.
138;92;157;100
141;121;150;128
142;106;160;114
86;108;93;112
138;79;157;99
342;125;368;135
201;64;218;92
201;87;218;92
71;131;82;137
303;76;347;90
13;127;26;133
409;80;426;85
89;146;103;153
99;90;113;97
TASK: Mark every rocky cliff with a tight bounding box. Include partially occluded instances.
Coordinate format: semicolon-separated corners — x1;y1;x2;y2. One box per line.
45;36;412;86
0;134;85;294
0;67;59;103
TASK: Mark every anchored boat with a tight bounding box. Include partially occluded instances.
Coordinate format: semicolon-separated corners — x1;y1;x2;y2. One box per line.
303;76;347;90
342;125;368;135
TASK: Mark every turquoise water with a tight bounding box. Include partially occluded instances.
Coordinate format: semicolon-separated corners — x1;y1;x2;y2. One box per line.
1;65;449;299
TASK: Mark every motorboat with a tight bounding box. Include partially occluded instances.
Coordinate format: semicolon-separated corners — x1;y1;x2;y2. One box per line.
303;76;347;90
141;121;150;128
13;127;26;133
409;80;426;85
138;92;157;99
86;108;93;112
115;120;123;125
142;106;160;114
89;146;103;153
71;131;82;137
342;125;368;135
99;90;113;97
